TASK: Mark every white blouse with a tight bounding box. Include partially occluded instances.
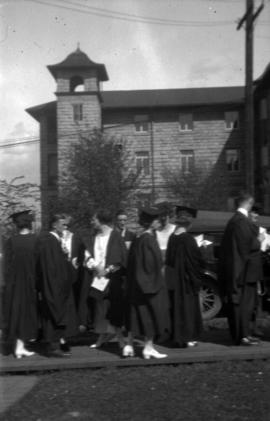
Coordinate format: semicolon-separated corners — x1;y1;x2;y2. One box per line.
94;229;112;269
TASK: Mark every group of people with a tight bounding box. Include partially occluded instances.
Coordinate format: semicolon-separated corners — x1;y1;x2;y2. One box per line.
2;190;266;359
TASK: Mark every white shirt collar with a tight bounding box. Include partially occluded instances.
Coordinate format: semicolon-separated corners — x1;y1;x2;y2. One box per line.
237;207;248;217
50;231;61;241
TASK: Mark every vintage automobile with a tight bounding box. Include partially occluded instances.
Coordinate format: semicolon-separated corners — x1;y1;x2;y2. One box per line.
190;210;270;320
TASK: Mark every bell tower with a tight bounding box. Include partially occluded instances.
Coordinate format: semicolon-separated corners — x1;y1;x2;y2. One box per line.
47;47;109;184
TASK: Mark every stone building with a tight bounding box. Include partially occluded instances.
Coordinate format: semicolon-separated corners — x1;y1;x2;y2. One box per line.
254;63;270;213
27;48;249;224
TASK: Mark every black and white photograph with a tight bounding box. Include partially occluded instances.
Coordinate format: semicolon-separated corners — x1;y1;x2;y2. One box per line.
0;0;270;420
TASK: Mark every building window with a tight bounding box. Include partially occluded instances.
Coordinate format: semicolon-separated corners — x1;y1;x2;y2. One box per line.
225;111;239;130
226;149;240;172
137;193;151;207
48;131;57;144
73;104;83;122
136;151;150;176
134;115;149;132
180;150;195;174
48;153;57;186
227;197;236;211
179;113;193;131
260;98;267;120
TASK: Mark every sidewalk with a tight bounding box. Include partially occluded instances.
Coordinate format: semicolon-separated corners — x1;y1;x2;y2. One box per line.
1;323;270;373
0;375;38;414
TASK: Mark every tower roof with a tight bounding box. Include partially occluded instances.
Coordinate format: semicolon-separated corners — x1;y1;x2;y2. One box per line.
47;47;109;81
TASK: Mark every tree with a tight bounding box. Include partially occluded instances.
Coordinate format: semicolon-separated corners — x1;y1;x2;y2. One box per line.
0;176;40;239
52;130;140;227
162;163;230;210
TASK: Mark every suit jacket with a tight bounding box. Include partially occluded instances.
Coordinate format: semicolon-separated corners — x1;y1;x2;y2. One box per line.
76;228;127;325
218;211;262;303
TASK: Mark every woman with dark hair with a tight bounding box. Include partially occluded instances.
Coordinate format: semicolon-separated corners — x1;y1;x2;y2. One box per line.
166;206;204;347
77;209;127;350
124;207;170;359
4;210;37;358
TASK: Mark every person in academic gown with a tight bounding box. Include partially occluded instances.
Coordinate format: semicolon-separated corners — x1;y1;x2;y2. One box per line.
77;209;127;350
155;201;176;336
115;209;136;250
61;215;81;328
218;192;264;346
37;214;75;356
165;206;204;348
124;206;170;359
3;210;37;358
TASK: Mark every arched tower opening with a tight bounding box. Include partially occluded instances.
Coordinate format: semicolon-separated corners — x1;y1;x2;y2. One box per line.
70;75;85;92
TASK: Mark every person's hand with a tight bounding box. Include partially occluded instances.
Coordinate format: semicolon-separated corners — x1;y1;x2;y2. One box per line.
258;233;266;243
95;264;106;278
72;257;79;269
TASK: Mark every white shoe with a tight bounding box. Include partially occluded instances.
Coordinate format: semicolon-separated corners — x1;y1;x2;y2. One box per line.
187;341;198;347
142;348;167;360
122;345;135;357
15;349;35;359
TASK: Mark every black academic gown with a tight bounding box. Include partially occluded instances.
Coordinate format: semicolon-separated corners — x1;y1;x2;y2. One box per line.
37;232;74;343
77;229;127;328
218;211;262;343
3;234;38;344
126;232;170;338
166;232;204;346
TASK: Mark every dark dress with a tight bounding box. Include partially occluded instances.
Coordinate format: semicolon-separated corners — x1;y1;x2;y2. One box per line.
77;229;127;329
3;233;38;343
166;232;204;346
126;232;170;338
37;232;76;344
218;211;262;344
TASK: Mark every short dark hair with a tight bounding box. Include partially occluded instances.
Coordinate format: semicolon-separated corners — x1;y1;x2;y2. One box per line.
95;209;113;225
236;191;253;207
49;214;66;230
116;209;127;217
175;215;193;229
16;215;33;230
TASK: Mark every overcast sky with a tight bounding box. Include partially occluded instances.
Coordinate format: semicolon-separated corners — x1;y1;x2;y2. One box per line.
0;0;269;182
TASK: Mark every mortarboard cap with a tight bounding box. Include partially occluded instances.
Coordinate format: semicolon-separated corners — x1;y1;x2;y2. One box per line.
175;205;197;218
9;209;34;224
155;201;174;215
251;203;262;215
139;206;160;223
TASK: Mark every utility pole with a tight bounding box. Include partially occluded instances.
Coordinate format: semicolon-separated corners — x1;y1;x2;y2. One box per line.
237;0;264;196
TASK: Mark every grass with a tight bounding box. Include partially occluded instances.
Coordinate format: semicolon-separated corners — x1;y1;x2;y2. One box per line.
3;360;270;421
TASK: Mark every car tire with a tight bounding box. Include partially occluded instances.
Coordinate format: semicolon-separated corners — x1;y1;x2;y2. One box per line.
199;274;222;320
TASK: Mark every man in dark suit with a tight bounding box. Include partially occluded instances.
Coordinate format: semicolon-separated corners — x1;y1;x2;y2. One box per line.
115;209;136;250
219;192;263;346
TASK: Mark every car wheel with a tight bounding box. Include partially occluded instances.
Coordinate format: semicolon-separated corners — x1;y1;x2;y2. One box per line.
199;275;222;320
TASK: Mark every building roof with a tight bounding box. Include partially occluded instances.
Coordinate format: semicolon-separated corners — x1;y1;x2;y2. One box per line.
254;63;270;92
26;86;245;121
47;47;109;82
101;86;245;109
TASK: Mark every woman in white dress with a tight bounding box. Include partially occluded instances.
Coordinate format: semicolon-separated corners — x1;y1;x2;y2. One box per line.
79;209;127;350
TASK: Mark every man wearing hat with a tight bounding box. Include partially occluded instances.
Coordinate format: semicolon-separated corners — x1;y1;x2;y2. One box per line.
4;210;37;358
219;192;264;346
165;205;204;347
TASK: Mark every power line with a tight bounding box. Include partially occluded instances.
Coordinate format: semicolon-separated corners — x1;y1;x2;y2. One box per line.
56;0;236;25
28;0;250;27
0;136;39;143
0;139;39;148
